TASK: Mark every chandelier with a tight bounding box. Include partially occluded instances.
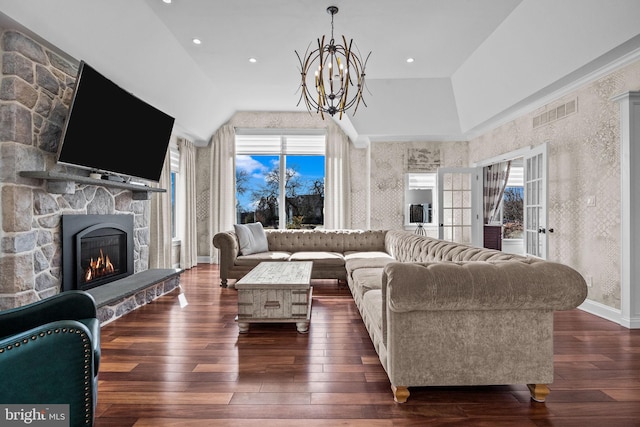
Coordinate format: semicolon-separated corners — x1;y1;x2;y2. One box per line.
295;6;371;119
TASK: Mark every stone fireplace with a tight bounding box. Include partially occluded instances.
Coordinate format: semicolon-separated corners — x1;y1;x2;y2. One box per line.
0;28;180;319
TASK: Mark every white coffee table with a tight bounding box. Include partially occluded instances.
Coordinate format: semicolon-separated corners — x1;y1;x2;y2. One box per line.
235;261;313;334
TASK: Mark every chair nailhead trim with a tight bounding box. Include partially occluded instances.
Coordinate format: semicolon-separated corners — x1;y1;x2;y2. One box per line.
0;326;94;426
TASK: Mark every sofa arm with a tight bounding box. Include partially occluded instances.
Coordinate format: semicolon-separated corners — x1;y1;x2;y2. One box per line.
0;319;97;426
382;260;588;312
0;290;97;336
213;230;240;286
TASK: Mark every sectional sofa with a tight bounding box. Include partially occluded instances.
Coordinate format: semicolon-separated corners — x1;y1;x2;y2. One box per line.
213;228;588;403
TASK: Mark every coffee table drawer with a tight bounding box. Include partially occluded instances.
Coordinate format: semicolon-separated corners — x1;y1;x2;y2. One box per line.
238;288;310;319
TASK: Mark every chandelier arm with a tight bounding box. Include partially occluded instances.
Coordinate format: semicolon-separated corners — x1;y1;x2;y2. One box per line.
317;36;325;94
296;46;321;108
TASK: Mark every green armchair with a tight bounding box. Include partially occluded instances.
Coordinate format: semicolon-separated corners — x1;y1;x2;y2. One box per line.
0;290;100;427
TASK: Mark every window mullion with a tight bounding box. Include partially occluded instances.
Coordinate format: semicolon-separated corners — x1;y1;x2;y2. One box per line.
279;138;287;229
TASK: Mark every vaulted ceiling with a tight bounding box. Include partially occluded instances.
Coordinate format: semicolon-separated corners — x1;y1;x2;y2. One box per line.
1;0;640;146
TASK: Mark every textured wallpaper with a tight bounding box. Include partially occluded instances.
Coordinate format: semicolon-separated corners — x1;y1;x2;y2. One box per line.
468;60;640;310
367;141;468;230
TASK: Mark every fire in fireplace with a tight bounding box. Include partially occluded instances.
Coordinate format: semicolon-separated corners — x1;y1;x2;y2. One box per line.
80;231;122;286
85;248;116;282
61;214;134;292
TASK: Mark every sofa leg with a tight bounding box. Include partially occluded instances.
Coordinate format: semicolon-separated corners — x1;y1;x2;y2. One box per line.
527;383;550;402
391;385;410;403
220;278;227;288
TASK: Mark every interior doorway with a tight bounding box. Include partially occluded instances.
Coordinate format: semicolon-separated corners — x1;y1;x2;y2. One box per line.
476;143;548;258
500;158;524;255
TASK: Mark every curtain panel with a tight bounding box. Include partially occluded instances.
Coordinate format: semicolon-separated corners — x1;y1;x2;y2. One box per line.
149;148;173;269
324;125;352;229
209;124;237;263
483;161;511;224
178;137;198;269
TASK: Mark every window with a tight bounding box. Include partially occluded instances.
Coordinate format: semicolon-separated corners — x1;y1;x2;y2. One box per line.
502;162;523;239
169;144;180;239
405;173;437;226
235;133;325;229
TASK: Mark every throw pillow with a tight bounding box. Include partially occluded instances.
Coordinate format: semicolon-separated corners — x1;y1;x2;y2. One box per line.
234;222;269;256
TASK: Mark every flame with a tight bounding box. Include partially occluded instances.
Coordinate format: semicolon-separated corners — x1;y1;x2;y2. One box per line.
84;248;116;282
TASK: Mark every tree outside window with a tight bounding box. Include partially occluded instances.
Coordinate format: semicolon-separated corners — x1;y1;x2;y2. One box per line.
503;187;523;239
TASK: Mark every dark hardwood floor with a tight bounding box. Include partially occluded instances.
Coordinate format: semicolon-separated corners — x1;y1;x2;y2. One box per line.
95;264;640;426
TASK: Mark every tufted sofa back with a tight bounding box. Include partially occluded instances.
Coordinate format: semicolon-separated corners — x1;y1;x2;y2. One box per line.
385;229;526;262
265;229;388;253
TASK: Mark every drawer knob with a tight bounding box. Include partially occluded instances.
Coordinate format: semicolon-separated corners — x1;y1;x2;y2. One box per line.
264;301;281;309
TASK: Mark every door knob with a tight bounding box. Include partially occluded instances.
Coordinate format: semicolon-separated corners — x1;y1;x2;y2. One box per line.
538;228;546;234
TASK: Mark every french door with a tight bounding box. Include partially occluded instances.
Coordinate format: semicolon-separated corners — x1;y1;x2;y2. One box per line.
437;143;546;254
523;143;548;258
437;167;482;246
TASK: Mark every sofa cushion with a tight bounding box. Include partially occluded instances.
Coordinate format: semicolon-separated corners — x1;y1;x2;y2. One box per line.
235;251;292;265
344;251;393;261
289;251;345;266
345;257;394;276
351;268;384;296
234;222;269;255
361;289;384;353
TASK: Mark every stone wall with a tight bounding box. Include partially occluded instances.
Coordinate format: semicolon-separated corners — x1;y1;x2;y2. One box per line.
0;29;151;309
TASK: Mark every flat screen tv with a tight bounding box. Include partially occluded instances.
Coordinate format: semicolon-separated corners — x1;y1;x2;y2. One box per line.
57;60;175;183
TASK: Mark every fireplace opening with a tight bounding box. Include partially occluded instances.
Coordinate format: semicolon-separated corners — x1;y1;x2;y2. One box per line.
78;225;126;289
62;214;134;292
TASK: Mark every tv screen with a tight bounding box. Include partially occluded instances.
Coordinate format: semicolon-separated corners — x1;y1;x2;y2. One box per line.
57;61;175;182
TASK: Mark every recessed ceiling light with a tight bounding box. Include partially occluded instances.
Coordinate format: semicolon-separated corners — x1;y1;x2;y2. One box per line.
406;58;414;63
162;0;171;4
192;38;202;45
249;58;257;63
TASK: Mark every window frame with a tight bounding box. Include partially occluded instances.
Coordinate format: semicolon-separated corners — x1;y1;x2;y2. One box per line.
169;144;180;240
405;172;438;227
235;131;326;229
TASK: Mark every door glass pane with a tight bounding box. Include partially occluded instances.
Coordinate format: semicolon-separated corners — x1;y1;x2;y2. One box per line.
440;172;473;244
463;208;471;225
453;173;462;189
524;151;544;257
443;208;453;225
443;191;452;206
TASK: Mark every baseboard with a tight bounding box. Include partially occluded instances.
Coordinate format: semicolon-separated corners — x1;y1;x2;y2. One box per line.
577;298;640;328
198;256;214;264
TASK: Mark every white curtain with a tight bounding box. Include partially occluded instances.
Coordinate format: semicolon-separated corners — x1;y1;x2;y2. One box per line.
210;124;236;263
149;147;172;269
178;137;198;269
324;125;351;229
483;160;511;224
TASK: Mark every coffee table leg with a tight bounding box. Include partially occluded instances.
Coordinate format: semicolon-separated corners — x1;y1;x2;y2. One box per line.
238;322;250;334
296;321;309;334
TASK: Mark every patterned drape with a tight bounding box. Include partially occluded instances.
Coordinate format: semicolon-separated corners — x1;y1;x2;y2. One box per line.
483;161;511;224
